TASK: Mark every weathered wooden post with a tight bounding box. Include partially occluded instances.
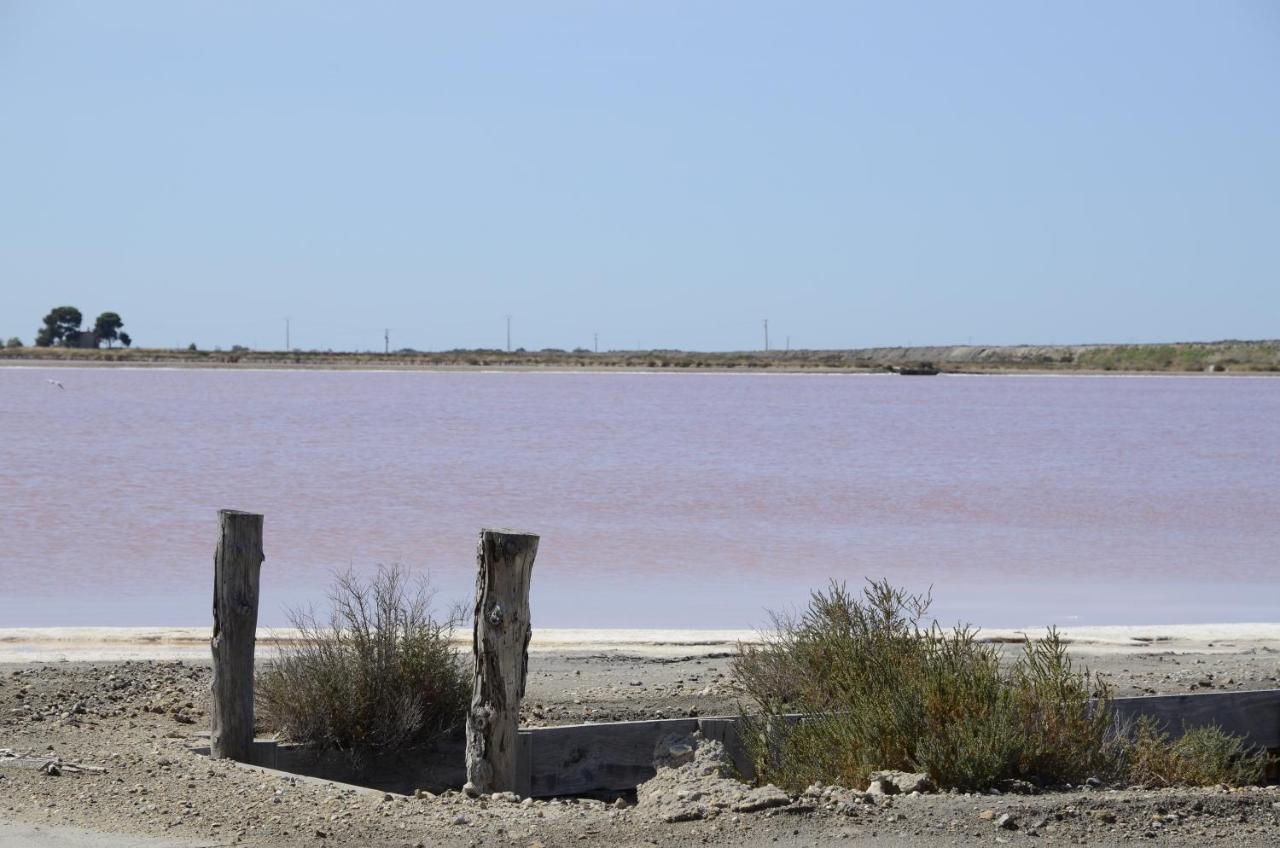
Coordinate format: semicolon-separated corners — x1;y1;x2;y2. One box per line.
210;509;264;761
465;528;538;795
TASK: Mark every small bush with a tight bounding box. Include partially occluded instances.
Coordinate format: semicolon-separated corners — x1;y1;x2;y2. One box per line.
257;566;468;764
1124;717;1268;788
735;580;1117;791
736;580;1271;792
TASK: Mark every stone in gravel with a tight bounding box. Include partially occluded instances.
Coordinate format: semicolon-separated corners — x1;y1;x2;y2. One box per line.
732;785;791;813
782;802;817;814
867;770;935;795
652;732;698;770
865;778;895;796
663;805;708;822
996;813;1018;830
998;778;1038;795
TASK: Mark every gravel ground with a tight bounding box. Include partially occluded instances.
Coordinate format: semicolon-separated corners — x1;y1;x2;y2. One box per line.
2;645;1278;847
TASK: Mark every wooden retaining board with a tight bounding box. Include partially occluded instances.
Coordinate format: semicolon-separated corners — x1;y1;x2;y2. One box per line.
192;735;466;796
522;714;808;795
1110;689;1280;749
522;717;700;796
519;691;1280;796
196;689;1280;797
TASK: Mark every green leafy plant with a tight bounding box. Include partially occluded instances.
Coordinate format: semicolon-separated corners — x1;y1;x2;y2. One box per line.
736;580;1270;792
735;580;1117;791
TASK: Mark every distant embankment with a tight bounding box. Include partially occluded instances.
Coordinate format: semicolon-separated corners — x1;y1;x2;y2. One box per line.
845;340;1280;373
1;340;1277;373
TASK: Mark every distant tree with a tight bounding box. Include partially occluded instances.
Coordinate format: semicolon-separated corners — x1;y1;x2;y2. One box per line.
5;337;23;348
119;332;132;348
93;312;124;348
36;306;83;347
187;342;198;352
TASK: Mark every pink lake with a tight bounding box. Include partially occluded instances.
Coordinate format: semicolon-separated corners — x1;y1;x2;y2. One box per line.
1;367;1276;629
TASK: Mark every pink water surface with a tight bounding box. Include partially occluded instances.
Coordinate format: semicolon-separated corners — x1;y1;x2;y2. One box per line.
1;367;1276;628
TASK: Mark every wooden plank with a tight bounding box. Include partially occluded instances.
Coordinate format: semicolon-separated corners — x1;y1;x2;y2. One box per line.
698;717;752;781
1111;689;1280;749
465;528;539;795
515;732;533;799
527;718;699;796
196;687;1279;798
192;735;466;796
210;509;264;761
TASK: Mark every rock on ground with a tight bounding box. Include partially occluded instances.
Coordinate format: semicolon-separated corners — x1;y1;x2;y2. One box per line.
636;735;795;822
867;770;937;795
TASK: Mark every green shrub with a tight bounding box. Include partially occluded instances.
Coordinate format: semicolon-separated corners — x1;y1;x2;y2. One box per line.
257;565;468;765
736;580;1273;792
1124;716;1268;788
734;580;1117;791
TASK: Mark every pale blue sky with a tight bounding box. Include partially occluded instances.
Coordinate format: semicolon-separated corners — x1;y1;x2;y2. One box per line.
2;1;1277;351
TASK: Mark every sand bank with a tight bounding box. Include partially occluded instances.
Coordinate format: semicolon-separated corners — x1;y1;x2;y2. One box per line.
2;623;1278;663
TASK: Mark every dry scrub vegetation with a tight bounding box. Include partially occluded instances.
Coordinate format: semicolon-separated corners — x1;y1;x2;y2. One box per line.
256;566;468;765
1126;717;1270;788
4;340;1278;372
734;580;1268;793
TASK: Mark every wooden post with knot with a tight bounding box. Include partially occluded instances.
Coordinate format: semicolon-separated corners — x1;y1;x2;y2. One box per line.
465;528;539;796
210;509;264;761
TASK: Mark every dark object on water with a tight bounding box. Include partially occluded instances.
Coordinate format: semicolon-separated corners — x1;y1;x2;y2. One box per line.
894;363;940;376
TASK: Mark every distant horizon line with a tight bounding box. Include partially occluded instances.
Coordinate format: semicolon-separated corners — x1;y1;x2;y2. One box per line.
8;337;1277;355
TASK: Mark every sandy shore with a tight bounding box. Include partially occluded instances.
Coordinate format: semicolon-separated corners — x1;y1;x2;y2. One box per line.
4;623;1279;663
2;626;1277;847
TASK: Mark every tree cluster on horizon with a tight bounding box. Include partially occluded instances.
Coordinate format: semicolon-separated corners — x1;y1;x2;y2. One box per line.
34;306;132;349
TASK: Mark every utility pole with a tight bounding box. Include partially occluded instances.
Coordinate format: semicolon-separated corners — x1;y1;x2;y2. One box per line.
786;335;790;352
506;315;512;352
763;319;769;352
285;318;290;352
385;329;390;355
593;332;598;353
